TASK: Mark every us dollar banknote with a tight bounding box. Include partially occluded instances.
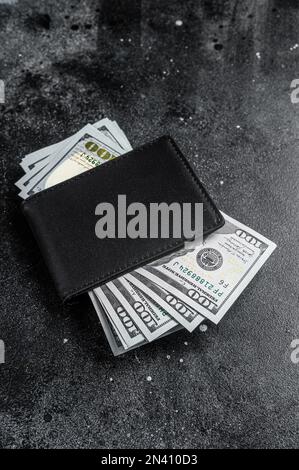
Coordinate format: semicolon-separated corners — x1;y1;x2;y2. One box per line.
16;158;52;191
107;278;179;341
89;292;143;356
95;284;145;350
89;291;182;356
124;272;204;332
20;124;125;198
132;213;276;324
19;117;131;173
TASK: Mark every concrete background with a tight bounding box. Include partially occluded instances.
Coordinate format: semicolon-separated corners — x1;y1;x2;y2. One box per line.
0;0;298;448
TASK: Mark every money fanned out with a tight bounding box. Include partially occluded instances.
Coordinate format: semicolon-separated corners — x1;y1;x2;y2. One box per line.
16;118;277;356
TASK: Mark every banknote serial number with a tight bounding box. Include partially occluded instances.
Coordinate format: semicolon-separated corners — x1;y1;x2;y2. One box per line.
100;454;198;466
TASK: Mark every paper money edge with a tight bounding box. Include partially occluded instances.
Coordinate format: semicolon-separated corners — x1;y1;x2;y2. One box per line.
137;212;277;324
20;124;125;199
108;279;178;342
89;291;125;356
124;272;205;332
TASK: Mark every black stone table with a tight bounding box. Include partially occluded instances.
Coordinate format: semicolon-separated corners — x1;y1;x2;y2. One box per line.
0;0;298;449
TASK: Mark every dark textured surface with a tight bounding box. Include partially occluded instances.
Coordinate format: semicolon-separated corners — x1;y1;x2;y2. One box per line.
0;0;298;449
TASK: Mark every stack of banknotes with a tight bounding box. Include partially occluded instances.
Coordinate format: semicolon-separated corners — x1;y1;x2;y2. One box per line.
16;118;276;355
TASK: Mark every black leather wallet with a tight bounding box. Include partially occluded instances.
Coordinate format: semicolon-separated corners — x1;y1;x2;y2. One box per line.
22;136;224;301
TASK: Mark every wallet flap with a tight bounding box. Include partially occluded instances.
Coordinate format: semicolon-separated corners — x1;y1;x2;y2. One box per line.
22;136;224;301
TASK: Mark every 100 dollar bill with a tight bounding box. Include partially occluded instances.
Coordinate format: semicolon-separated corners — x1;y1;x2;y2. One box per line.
107;278;179;341
130;213;276;324
95;284;145;350
124;272;204;332
89;292;142;356
20;124;125;198
19;118;131;173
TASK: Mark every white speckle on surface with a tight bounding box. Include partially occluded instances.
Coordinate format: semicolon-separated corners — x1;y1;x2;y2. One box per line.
120;38;124;42
220;180;224;185
256;52;261;59
236;124;241;129
170;58;173;62
179;117;184;121
179;358;184;363
199;324;208;332
175;409;178;413
175;20;183;26
163;70;167;75
128;38;132;42
147;376;152;382
184;341;188;346
109;377;113;382
63;338;68;344
166;354;171;359
290;43;299;51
